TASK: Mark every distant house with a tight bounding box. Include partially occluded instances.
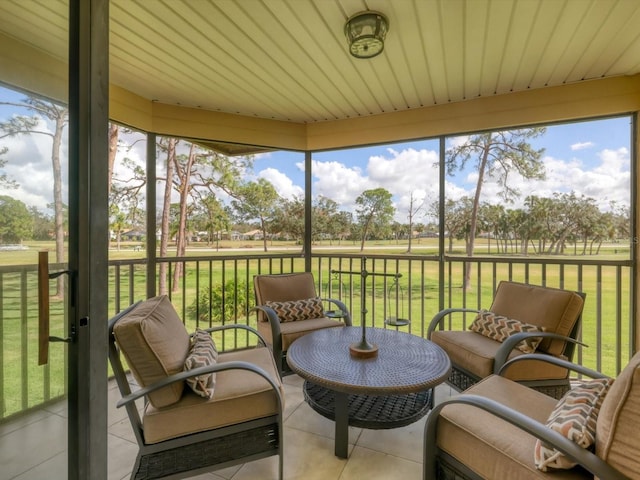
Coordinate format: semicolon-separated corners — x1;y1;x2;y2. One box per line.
120;229;145;241
243;229;264;240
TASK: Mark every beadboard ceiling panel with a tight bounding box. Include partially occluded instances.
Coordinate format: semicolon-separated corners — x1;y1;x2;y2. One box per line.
1;0;640;124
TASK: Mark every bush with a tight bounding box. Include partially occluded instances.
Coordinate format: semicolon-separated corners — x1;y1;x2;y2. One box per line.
188;279;253;324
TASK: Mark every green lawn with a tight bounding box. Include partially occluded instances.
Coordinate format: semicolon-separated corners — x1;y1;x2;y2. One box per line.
0;238;632;419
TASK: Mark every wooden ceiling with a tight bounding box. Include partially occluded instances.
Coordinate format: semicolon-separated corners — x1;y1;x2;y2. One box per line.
1;0;640;127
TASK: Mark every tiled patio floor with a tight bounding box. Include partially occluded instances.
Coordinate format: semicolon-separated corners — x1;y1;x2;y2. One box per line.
1;375;454;480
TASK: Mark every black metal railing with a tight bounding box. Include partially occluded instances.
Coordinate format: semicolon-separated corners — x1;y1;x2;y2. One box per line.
0;252;632;420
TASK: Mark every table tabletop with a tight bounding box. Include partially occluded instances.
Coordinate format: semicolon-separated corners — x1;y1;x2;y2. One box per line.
287;326;451;395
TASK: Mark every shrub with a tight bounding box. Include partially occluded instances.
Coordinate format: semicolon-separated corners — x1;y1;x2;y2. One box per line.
188;279;253;325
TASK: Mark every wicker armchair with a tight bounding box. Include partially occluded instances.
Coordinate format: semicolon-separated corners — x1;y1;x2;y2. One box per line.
253;272;352;375
108;295;284;480
424;352;640;479
427;281;585;399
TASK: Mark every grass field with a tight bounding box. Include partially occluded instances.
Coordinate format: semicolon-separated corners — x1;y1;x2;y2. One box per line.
0;238;633;419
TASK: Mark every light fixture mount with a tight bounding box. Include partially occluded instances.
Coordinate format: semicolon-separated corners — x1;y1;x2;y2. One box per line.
344;11;389;59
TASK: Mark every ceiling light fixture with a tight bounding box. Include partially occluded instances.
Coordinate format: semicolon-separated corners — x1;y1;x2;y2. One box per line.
344;11;389;59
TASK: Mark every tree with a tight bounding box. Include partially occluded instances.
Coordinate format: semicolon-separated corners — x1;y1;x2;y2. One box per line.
192;194;229;250
405;191;426;253
445;128;546;290
313;196;340;244
441;197;474;254
0;147;17;190
232;179;280;252
0;196;31;243
171;143;198;290
479;203;504;254
108;123;119;192
30;206;53;240
155;137;253;292
158;137;178;295
0;97;68;296
271;195;304;244
355;188;395;251
109;204;125;249
328;211;352;244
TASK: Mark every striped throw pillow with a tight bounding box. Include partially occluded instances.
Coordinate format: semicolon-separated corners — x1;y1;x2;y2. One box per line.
534;377;614;471
469;310;545;353
184;329;218;399
265;297;325;322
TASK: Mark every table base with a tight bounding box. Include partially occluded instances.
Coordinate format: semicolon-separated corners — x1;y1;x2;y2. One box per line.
303;381;432;430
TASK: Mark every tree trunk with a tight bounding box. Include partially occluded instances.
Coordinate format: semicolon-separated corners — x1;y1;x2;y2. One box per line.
172;144;196;292
260;217;268;252
464;143;490;291
159;138;177;295
52;114;65;297
107;123;118;192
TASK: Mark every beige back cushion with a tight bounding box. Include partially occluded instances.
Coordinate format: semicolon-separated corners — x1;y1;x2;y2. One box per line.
113;295;190;408
254;272;318;321
489;281;584;356
595;351;640;478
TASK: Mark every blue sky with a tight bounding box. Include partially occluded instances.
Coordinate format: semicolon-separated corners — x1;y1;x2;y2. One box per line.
251;116;631;222
0;84;632;223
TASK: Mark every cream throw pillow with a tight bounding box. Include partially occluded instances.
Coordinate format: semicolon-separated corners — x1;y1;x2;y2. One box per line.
534;377;614;471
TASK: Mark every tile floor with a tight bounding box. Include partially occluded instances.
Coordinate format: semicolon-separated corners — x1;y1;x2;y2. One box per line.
0;375;454;480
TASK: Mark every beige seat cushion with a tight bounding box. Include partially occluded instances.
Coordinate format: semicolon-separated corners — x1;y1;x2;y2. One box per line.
258;316;344;351
431;330;569;381
143;347;283;444
254;272;346;352
254;272;318;305
113;295;190;408
437;375;590;479
595;351;640;479
489;281;584;356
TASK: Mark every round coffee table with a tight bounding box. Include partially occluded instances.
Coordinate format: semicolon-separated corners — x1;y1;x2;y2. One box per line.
286;326;451;458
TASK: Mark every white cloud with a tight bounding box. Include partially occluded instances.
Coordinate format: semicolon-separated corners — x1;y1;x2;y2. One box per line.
571;141;595;151
305;148;443;221
309;160;372;211
258;167;303;199
448;136;470;148
0;118;66;212
472;148;630;211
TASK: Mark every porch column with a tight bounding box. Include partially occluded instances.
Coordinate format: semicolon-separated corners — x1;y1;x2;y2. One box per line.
146;132;157;298
634;112;639;354
305;150;312;272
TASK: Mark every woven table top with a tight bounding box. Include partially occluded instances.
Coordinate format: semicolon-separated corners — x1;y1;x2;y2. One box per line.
287;327;451;395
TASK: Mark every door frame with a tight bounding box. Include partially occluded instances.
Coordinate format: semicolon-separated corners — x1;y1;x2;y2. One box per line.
67;0;110;477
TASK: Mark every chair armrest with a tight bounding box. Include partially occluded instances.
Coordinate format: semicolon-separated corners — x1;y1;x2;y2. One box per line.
321;298;352;326
497;353;608;379
196;324;269;348
251;304;282;342
423;394;630;480
427;308;480;339
117;359;283;409
494;332;589;374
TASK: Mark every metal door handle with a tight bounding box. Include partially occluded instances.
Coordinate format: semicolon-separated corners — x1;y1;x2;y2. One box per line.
49;335;72;343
